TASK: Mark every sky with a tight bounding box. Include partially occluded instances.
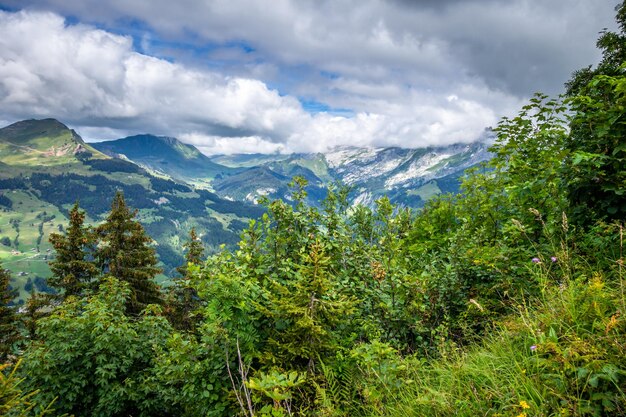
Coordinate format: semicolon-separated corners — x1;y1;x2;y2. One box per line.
0;0;619;155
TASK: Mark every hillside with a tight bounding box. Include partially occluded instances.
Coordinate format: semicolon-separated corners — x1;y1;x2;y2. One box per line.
211;140;492;207
0;119;263;304
0;118;108;166
91;134;239;187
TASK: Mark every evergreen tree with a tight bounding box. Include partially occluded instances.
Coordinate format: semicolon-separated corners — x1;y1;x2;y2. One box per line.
48;202;98;298
96;191;162;315
169;227;205;330
176;227;205;278
23;290;54;340
0;263;20;361
261;240;355;374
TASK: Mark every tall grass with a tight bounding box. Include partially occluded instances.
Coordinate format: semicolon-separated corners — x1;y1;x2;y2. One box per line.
362;224;626;417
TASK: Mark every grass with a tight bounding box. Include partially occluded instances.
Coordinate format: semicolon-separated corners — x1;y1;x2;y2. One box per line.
290;156;333;182
407;181;441;200
0;190;68;302
362;253;626;417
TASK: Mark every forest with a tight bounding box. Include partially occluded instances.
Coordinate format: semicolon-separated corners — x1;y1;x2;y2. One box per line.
1;5;626;417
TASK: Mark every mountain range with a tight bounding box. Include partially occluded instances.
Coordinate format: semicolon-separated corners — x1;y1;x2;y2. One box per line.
92;130;494;208
0;118;493;302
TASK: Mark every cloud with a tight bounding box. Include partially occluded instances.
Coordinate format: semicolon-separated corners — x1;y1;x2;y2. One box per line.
0;11;309;146
7;0;615;96
0;2;618;154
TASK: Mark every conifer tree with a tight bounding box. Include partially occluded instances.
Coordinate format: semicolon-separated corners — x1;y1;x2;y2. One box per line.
96;191;162;315
261;240;354;374
23;290;54;340
169;227;205;330
176;227;205;278
0;263;20;361
48;202;98;298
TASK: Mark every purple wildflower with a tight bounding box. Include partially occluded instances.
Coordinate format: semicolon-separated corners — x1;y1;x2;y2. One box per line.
532;257;541;264
551;256;558;263
530;345;537;352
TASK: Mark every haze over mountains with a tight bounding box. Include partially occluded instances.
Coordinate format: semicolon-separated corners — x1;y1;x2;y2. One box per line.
0;117;492;302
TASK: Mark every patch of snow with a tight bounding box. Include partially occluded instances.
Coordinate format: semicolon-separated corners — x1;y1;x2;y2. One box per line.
340;156;407;185
324;147;382;168
352;191;373;207
385;153;451;188
245;187;277;204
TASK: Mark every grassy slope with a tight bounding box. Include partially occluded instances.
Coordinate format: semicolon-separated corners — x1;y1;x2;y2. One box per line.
0;190;66;301
363;259;626;416
0;119;108;166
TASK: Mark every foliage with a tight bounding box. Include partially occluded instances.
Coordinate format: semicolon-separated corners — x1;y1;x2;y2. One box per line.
95;191;162;315
48;202;98;298
359;233;626;417
19;277;174;417
0;263;20;361
167;227;205;331
0;360;63;417
565;1;626;225
566;73;626;224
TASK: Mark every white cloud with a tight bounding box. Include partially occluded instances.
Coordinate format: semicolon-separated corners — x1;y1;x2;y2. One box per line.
180;133;286;155
0;2;613;154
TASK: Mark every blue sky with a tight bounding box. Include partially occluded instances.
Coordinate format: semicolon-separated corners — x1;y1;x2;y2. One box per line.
0;0;618;154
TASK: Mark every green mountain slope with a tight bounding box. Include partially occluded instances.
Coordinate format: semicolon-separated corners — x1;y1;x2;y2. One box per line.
0;118;108;166
0;119;263;304
91;134;239;187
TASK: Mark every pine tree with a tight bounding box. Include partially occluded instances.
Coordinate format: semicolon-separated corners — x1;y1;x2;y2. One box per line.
176;227;205;278
0;264;20;361
96;191;162;315
48;202;98;298
23;290;54;340
169;227;205;330
261;240;354;374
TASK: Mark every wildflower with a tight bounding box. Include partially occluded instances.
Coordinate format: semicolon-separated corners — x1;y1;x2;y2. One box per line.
530;345;537;352
551;256;557;263
532;257;541;264
520;400;530;409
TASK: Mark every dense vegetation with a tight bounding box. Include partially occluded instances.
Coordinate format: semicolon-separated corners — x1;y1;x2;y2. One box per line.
1;4;626;417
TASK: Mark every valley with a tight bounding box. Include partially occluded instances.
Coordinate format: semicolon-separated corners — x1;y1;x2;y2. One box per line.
0;118;491;303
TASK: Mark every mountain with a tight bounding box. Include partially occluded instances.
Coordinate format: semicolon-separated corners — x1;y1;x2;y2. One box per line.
0;118;108;165
91;130;493;208
324;142;492;206
210;140;493;208
0;119;262;304
91;134;239;187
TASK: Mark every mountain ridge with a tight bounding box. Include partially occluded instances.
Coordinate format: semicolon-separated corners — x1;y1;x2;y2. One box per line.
0;118;108;165
91;134;238;187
